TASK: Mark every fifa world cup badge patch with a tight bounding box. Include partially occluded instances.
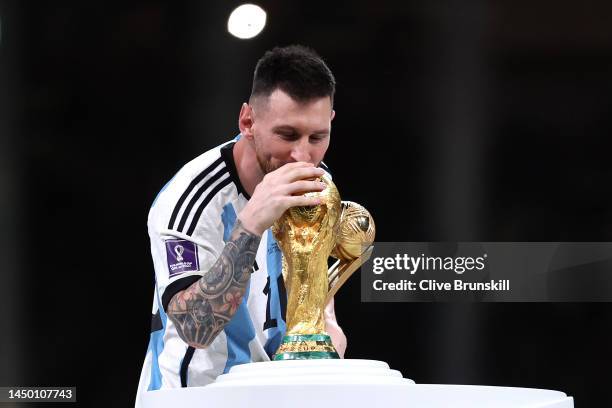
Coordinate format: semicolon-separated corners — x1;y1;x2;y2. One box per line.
165;239;199;276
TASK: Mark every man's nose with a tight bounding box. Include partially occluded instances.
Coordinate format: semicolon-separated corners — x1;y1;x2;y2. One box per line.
290;139;312;163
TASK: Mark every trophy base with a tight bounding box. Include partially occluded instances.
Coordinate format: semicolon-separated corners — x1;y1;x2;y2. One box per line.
273;334;339;360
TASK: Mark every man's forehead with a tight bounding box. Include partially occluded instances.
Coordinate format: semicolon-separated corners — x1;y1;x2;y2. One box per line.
254;89;332;116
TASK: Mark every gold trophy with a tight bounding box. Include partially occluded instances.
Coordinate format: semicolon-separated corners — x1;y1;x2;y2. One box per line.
272;174;375;360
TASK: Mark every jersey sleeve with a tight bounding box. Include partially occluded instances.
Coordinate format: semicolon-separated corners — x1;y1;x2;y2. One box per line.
148;188;228;314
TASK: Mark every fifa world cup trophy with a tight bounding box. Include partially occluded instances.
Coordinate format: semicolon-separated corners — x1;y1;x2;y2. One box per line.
271;174;375;360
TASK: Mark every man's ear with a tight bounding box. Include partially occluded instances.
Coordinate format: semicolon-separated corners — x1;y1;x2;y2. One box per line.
331;109;336;121
238;102;255;139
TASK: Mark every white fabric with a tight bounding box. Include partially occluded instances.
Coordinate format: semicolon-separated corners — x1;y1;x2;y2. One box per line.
135;140;285;407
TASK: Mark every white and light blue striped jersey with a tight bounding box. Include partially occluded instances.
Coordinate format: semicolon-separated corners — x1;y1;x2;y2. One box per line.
135;138;289;407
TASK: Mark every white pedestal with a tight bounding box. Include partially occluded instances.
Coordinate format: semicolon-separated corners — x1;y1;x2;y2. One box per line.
141;359;574;408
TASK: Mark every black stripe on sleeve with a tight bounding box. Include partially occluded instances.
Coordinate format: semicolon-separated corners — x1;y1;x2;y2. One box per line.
167;156;224;230
176;168;229;233
180;346;196;387
185;177;233;236
151;311;163;333
161;274;202;312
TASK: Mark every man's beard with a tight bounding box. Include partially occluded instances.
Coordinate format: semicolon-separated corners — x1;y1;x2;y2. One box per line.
255;150;281;174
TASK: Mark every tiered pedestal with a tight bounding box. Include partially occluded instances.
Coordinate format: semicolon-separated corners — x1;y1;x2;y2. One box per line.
141;359;573;408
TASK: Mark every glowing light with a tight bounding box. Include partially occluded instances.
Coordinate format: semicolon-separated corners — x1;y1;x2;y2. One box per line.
227;4;266;39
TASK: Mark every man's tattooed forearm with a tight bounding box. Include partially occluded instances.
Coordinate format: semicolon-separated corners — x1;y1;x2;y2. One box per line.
167;220;261;348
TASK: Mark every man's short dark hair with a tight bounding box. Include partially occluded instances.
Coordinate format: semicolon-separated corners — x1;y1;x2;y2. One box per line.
250;45;336;106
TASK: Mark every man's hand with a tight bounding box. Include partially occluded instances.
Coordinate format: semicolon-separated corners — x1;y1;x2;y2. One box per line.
324;297;347;358
238;162;326;235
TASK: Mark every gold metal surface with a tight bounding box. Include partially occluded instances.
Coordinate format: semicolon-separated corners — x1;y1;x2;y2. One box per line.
273;174;341;335
272;175;376;357
326;246;373;305
332;201;376;261
327;201;376;303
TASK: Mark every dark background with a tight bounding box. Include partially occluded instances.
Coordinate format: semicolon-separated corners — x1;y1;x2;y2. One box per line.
1;0;611;406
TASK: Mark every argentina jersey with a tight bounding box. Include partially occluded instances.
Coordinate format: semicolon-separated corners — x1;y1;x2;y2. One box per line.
135;137;289;407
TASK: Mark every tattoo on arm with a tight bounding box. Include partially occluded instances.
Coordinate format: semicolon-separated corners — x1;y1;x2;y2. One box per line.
167;220;261;348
